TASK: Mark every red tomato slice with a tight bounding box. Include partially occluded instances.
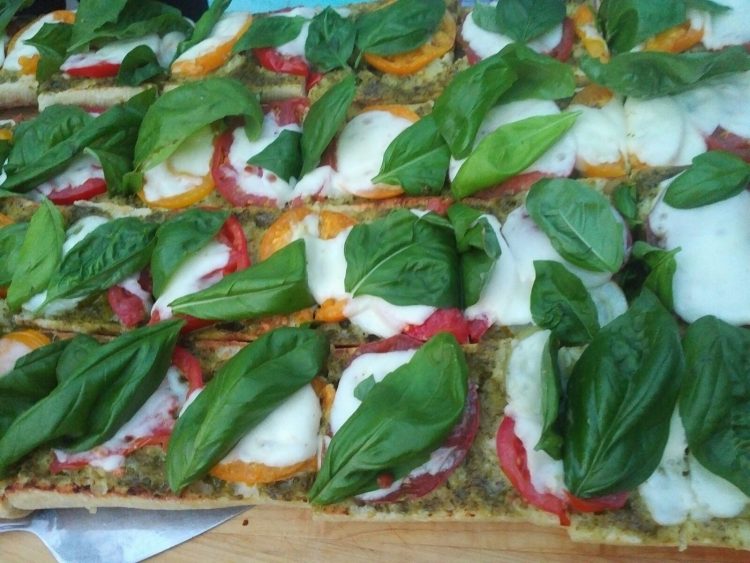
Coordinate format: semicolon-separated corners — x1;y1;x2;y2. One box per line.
47;177;107;205
171;346;205;395
550;18;575;62
262;97;309;126
566;490;629;513
469;171;550;200
65;61;121;78
706;128;750;163
107;284;148;328
403;308;484;344
253;48;321;91
353;333;424;358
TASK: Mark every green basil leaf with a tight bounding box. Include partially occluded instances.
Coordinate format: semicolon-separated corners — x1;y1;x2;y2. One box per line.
496;43;576;104
598;0;686;54
663;151;750;209
471;3;502;33
344;209;460;308
134;78;262;173
0;320;183;473
247;130;302;182
55;334;99;384
452;112;578;198
169;239;315;320
563;291;683;497
531;261;600;346
300;74;356;175
535;334;564;460
580;48;750;98
0;222;29;286
6;200;65;312
306;7;356;72
447;203;501;308
680;316;750;496
309;333;468;505
116;45;165;86
167;327;328;491
0;0;32;36
175;0;230;59
151;209;229;298
495;0;566;42
613;183;640;229
26;22;73;82
631;241;679;310
68;0;128;52
233;15;306;52
372;115;450;195
432;52;517;159
526;178;626;273
353;374;377;402
355;0;444;57
685;0;731;13
43;218;157;306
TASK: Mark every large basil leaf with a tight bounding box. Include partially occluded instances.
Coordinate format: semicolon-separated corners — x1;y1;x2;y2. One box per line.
496;43;576;104
531;260;600;346
447;204;501;307
116;45;165;86
664;151;750;209
247;130;302;182
306;7;356;72
232;15;306;52
151;209;229;298
432;52;517;159
68;0;128;52
355;0;444;58
0;320;183;473
42;218;158;306
55;334;100;384
598;0;686;54
580;48;750;99
309;333;467;505
0;339;69;435
474;0;565;43
452;112;578;198
526;179;626;273
170;239;315;320
344;210;460;308
175;0;230;59
0;0;31;36
6;200;65;312
26;22;74;82
167;327;328;491
536;334;564;460
133;78;262;173
372;115;450;195
563;291;683;497
680;316;750;496
631;241;679;310
300;74;356;175
0;222;29;286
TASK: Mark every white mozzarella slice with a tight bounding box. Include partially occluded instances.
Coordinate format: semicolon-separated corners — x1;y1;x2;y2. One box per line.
34;154;104;198
304;228;350;304
569;98;627;169
589;281;628;328
152;240;231;321
0;339;33;376
3;13;61;72
344;296;436;339
62;35;160;71
330;349;417;434
291;165;343;200
221;384;321;467
649;184;750;325
64;215;110;255
333;110;414;197
172;12;251;65
275;8;317;59
117;273;153;311
698;0;750;49
157;31;188;68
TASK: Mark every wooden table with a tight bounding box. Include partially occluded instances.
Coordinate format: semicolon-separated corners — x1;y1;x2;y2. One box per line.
2;505;747;562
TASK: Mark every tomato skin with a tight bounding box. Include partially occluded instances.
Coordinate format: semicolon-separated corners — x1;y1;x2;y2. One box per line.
108;285;148;328
550;18;575;62
171;346;205;395
262;97;309;126
47;177;107;205
353;334;424;358
65;61;121;78
403;308;491;344
566;490;629;513
706;128;750;163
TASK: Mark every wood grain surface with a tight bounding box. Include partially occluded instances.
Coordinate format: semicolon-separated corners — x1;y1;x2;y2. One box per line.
2;505;748;562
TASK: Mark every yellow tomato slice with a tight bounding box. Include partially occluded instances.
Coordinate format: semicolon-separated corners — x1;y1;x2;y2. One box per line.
578;158;628;179
8;11;76;76
573;5;610;62
0;129;12;142
2;330;52;351
171;14;253;77
0;213;13;227
364;13;456;76
571;84;615;108
644;22;704;53
139;173;215;210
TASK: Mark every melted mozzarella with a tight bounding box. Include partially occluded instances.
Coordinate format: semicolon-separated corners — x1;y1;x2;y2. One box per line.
221;384;321;467
639;411;749;525
61;32;185;71
3;13;61;72
172;12;251;64
344;297;436;339
304;228;350;303
674;71;750;139
0;339;33;376
461;3;563;60
142;126;214;203
117;273;153;310
450;100;576;182
695;0;750;49
34;154;104;198
569;98;627;168
227;114;301;205
291;165;341;200
649;184;750;325
275;7;316;58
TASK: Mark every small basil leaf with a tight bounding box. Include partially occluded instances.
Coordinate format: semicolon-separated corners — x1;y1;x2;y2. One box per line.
175;0;230;59
169;239;315;321
580;48;750;98
309;333;467;505
531;261;600;346
355;0;444;58
116;45;164;86
452;112;578;198
26;22;73;82
6;199;65;312
563;291;684;497
663;151;750;209
631;241;679;311
247;130;302;182
613;183;640;229
233;15;306;52
0;222;29;286
167;327;328;492
55;334;100;384
433;52;517;159
344;210;460;309
151;209;229;298
495;0;566;43
598;0;686;54
300;74;356;175
535;335;564;460
306;7;356;72
680;316;750;496
372;115;450;195
353;374;377;402
43;218;158;306
496;43;576;104
526;178;626;273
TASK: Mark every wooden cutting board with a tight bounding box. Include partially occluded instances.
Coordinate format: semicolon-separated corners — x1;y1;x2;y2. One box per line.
3;505;748;562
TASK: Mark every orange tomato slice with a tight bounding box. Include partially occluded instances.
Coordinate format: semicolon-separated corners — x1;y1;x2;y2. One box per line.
0;129;12;142
2;330;52;351
577;158;628;179
7;11;76;76
570;84;615;108
573;5;609;62
171;14;253;77
364;13;456;76
644;22;703;53
0;213;13;227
